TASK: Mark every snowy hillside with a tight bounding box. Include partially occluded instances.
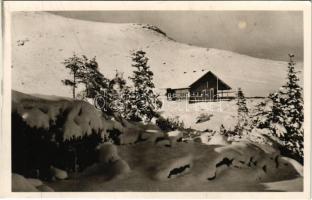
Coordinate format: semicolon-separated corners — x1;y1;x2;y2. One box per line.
12;12;303;97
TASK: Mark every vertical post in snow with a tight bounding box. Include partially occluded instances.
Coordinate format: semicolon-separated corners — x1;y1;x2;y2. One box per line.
206;81;209;102
185;93;188;112
216;76;219;102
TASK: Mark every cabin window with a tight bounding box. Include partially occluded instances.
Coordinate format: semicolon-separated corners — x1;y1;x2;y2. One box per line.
202;90;206;96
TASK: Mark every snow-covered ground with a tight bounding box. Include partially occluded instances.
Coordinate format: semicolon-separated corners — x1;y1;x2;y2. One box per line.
159;98;263;132
12;91;303;192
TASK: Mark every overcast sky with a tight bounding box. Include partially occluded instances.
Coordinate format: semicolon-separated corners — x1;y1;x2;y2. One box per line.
51;11;303;61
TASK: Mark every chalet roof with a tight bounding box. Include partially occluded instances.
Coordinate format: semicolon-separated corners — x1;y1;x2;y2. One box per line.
165;69;231;90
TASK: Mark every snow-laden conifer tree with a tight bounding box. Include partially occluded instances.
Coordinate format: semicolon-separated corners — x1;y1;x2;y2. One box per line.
271;54;303;161
128;50;162;122
232;88;250;139
253;54;303;163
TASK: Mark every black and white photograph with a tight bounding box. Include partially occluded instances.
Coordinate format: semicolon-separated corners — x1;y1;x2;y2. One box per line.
1;1;311;197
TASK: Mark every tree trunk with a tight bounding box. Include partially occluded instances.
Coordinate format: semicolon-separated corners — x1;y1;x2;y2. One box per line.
73;72;76;99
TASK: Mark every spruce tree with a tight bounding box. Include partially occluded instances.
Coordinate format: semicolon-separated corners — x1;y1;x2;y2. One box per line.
128;50;162;122
253;54;303;163
270;54;303;161
233;88;250;138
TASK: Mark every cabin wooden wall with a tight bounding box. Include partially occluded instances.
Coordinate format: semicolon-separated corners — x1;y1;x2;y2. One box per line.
167;88;190;100
190;73;219;99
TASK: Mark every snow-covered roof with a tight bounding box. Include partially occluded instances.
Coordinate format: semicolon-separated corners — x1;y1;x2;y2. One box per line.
164;69;231;90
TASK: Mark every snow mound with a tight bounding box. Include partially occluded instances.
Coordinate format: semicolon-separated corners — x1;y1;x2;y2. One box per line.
82;159;131;180
142;131;166;143
207;133;229;145
37;185;55;192
167;130;183;144
12;173;55;192
153;154;193;180
41;140;303;191
12;90;121;140
12;90;136;180
209;141;300;183
82;144;130;179
110;159;131;178
279;156;303;176
12;173;39;192
119;127;144;145
262;177;303;192
26;178;43;187
50;166;68;180
97;143;120;163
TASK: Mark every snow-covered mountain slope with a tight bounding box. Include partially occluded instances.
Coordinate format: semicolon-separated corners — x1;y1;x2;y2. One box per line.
12;12;303;97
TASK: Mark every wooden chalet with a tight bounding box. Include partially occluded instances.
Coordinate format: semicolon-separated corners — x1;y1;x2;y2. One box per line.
166;70;234;102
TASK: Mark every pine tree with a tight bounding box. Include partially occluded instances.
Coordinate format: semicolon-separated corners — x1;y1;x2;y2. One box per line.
74;55;101;100
62;54;84;99
62;54;117;113
80;56;100;98
128;50;162;122
88;68;113;113
233;88;250;139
